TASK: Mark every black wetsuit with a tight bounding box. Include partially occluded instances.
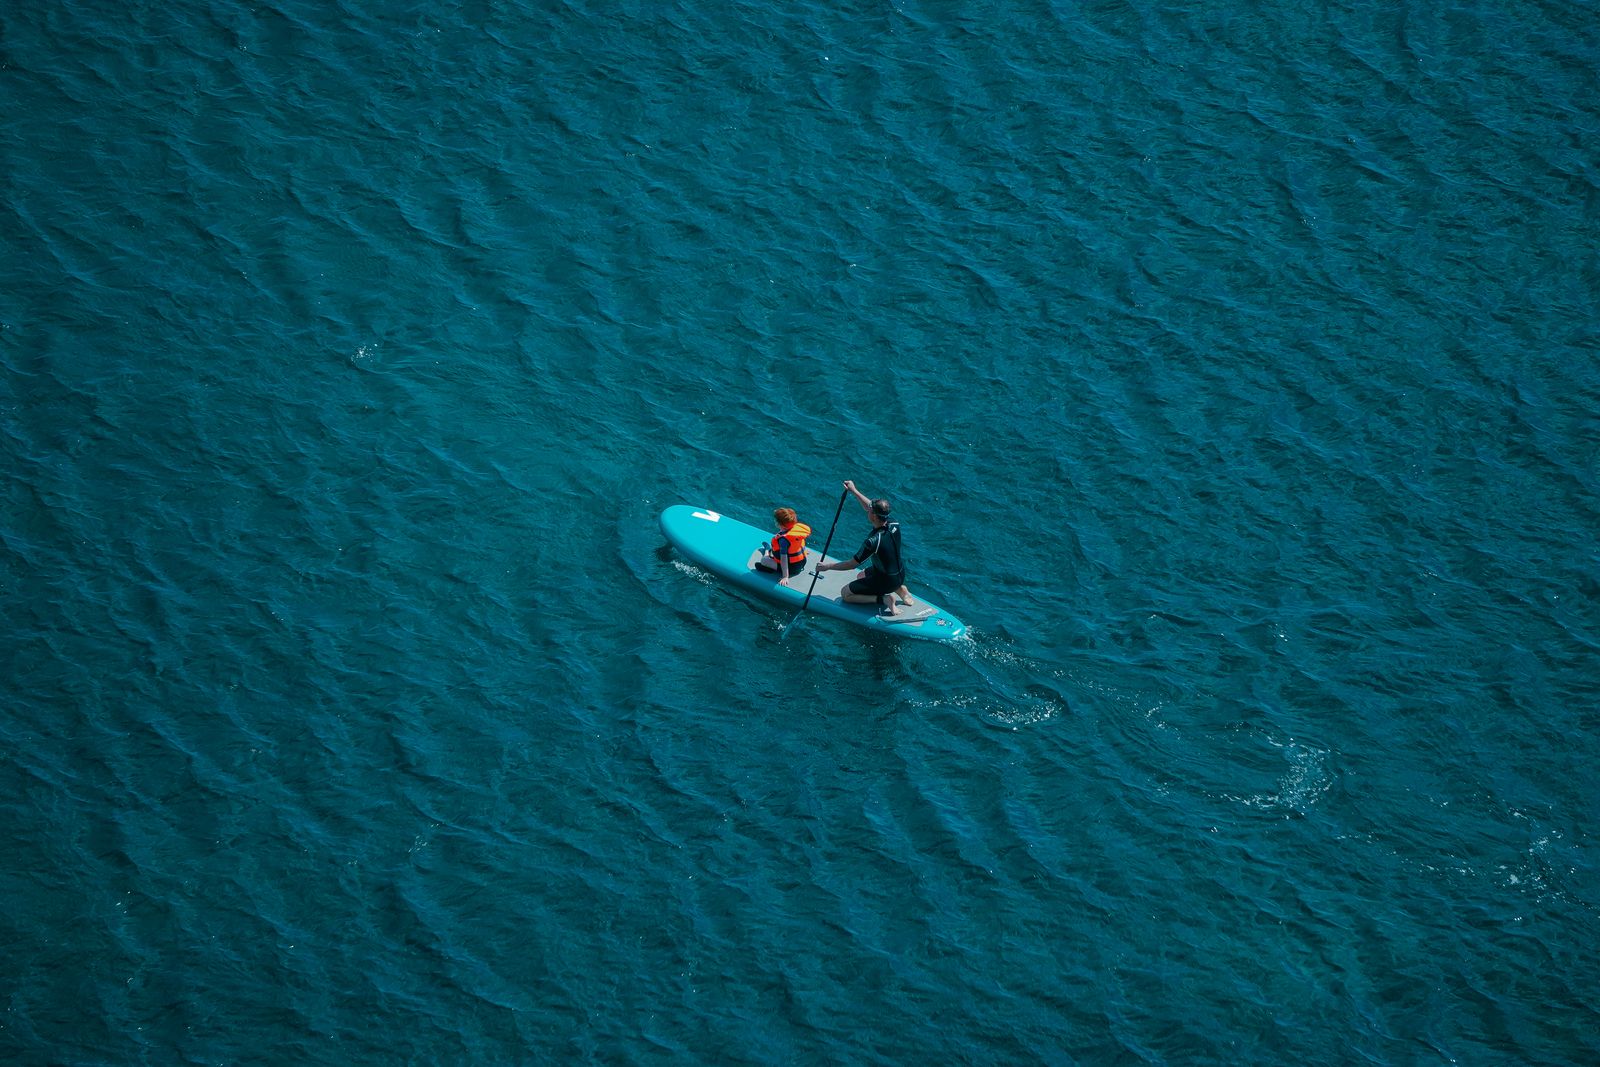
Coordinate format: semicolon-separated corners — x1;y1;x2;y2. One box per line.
847;521;905;596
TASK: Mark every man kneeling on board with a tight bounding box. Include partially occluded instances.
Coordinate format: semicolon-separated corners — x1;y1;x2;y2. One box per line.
815;480;915;616
753;507;810;587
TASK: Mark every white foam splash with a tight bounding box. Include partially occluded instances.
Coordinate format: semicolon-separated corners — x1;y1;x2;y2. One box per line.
671;560;714;585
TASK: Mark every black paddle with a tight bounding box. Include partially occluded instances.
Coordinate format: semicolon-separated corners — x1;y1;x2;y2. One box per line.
780;486;849;640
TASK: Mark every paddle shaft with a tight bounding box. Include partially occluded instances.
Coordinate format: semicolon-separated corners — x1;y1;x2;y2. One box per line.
797;487;850;616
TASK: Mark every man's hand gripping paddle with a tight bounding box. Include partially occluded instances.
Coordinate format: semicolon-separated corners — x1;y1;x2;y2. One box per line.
780;486;849;640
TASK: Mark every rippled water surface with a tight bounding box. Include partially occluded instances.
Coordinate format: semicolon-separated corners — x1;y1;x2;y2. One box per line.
3;0;1598;1062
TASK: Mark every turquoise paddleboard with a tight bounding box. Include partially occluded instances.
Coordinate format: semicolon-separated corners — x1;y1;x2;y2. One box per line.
660;504;968;642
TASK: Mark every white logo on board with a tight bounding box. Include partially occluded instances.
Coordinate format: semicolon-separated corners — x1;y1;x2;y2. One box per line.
692;510;721;522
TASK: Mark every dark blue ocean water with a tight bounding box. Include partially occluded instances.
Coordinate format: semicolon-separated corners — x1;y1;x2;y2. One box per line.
4;0;1598;1062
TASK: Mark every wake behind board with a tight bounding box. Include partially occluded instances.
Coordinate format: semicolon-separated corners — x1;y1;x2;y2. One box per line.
660;504;968;642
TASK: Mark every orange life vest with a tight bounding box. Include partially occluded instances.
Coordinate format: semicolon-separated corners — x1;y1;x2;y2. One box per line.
771;522;811;566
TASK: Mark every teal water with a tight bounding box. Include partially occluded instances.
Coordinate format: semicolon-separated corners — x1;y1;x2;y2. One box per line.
3;0;1598;1062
